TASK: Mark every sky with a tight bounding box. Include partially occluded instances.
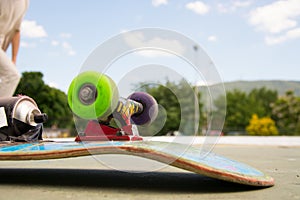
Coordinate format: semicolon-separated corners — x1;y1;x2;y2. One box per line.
12;0;300;93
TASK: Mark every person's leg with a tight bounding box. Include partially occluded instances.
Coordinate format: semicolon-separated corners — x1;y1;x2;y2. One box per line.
0;49;21;97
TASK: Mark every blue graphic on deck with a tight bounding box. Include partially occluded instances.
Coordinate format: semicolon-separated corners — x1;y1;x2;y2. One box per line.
0;141;264;177
136;142;264;177
0;141;125;152
0;143;35;152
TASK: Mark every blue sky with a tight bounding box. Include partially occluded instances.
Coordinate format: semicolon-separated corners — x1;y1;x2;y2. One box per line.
12;0;300;93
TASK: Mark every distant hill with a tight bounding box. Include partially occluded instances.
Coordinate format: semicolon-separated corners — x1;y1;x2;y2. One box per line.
199;80;300;98
223;80;300;96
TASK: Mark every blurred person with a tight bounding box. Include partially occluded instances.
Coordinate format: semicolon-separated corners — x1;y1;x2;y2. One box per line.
0;0;29;97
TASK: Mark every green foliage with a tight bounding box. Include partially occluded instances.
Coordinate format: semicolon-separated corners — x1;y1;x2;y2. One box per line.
248;87;278;117
271;91;300;135
141;80;285;136
145;82;180;134
222;89;251;132
14;72;73;129
140;79;203;136
246;114;278;136
215;87;278;133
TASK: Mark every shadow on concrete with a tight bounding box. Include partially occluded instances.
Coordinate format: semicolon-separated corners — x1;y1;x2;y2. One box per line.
0;168;269;193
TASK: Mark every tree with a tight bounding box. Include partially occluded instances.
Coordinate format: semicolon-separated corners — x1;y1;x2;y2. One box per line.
220;89;251;132
14;72;73;129
214;87;278;134
140;79;203;136
248;87;278;117
271;91;300;135
246;114;278;136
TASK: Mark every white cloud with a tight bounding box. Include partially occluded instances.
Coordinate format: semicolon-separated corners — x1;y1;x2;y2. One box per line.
152;0;168;7
287;27;300;38
21;20;47;38
186;1;210;15
48;82;59;89
120;29;129;33
20;41;36;48
50;37;75;56
232;0;252;9
249;0;300;45
208;35;217;42
135;50;171;57
51;40;59;46
265;27;300;45
67;50;76;56
217;1;252;13
249;0;300;34
62;42;71;49
216;3;229;13
60;33;72;39
123;31;185;57
62;41;76;56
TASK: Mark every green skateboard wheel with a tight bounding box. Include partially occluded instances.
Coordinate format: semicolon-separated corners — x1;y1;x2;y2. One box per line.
68;71;119;119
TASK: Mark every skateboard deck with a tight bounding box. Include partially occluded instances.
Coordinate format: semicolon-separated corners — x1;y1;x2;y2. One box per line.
0;140;274;187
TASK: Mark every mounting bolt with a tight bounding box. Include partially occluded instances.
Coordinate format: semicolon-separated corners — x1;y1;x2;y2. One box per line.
79;84;97;105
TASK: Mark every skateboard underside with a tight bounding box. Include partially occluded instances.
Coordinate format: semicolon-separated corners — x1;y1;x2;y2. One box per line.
0;140;274;187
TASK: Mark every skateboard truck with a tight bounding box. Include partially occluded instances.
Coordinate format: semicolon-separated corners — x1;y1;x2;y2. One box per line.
74;121;142;142
75;97;145;142
68;72;158;142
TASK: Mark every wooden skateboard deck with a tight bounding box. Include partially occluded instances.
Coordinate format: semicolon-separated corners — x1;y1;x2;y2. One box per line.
0;140;274;187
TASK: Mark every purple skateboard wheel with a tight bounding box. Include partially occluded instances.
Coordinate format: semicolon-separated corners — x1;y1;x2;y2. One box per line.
128;92;158;125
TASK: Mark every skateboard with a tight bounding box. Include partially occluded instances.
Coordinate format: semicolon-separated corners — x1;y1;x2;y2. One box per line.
0;71;274;187
0;140;274;187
